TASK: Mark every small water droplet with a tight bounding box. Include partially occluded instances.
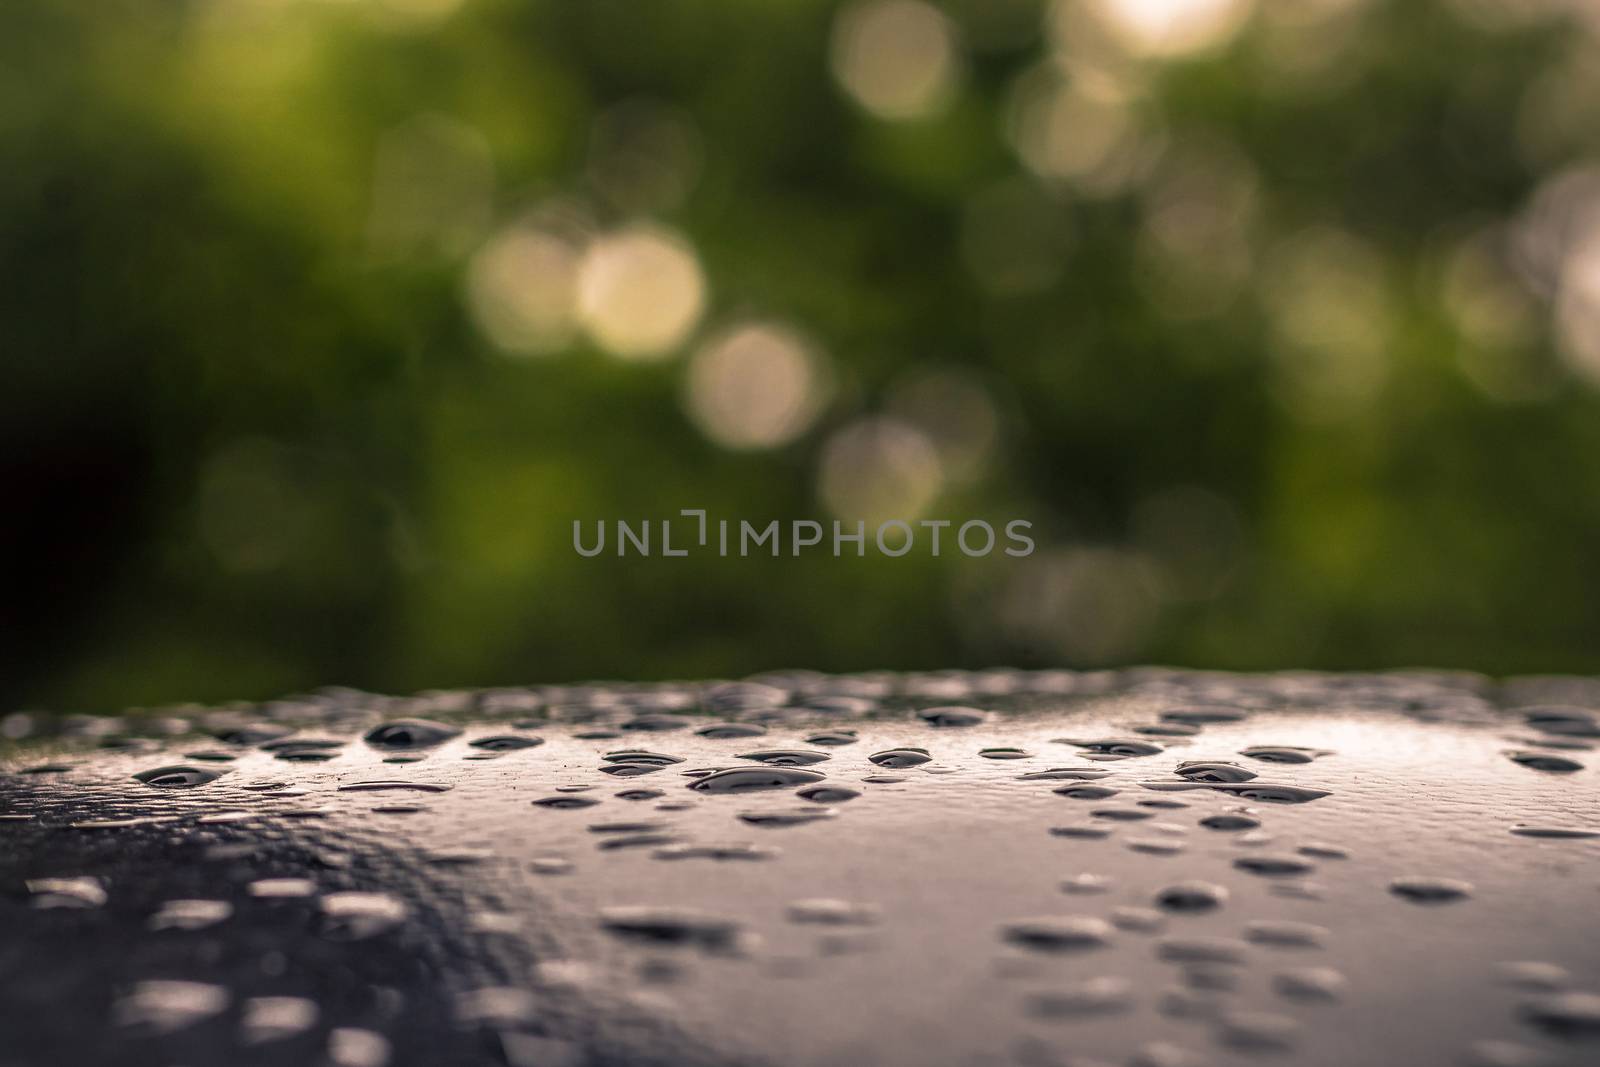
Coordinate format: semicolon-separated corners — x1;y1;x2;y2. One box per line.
1389;876;1473;904
1506;749;1585;772
1173;761;1257;783
149;899;232;931
241;996;319;1044
1157;936;1250;964
338;781;452;793
1155;881;1229;913
320;891;409;939
737;749;831;766
1024;977;1134;1019
797;785;860;803
805;730;859;746
1000;916;1114;953
917;705;988;727
132;765;226;788
1020;768;1115;781
1216;1010;1299;1051
249;878;317;899
1243;920;1328;948
687;766;828;793
1517;991;1600;1039
1496;961;1571;991
27;877;107;909
738;806;837;827
1055;785;1119;799
1061;873;1114;895
868;747;933;768
533;795;600;809
600;906;742;951
695;722;768;739
114;980;229;1032
362;719;461;748
469;734;543;751
1273;966;1346;1001
787;898;882;925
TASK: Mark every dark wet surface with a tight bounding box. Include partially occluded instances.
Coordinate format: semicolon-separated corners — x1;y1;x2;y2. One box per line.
2;669;1599;1067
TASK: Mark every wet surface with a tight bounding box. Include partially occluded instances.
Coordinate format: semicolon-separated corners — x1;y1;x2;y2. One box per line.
2;668;1599;1067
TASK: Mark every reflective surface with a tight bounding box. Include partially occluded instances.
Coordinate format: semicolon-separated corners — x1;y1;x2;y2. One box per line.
3;669;1599;1066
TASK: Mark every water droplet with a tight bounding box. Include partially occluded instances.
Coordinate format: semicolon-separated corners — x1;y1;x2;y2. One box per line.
598;832;680;851
1000;916;1114;952
979;747;1033;759
868;747;933;768
469;734;543;751
1520;705;1600;738
1244;920;1328;948
1496;961;1571;991
787;898;882;925
1273;966;1346;1001
1162;705;1247;724
738;806;837;827
1239;745;1327;763
617;788;665;801
600;906;742;951
1156;936;1250;964
604;749;686;766
362;719;461;748
687;766;828;793
1234;854;1315;877
1055;784;1119;799
601;763;664;777
1128;1041;1205;1067
1061;873;1114;894
737;749;831;766
321;891;409;939
132;765;226;788
1050;825;1113;840
917;705;988;727
1058;738;1164;757
1506;750;1585;773
1298;842;1349;859
114;980;229;1032
805;730;859;746
797;785;860;803
1155;881;1229;913
242;996;319;1044
1509;825;1600;839
1518;991;1600;1039
1110;906;1167;933
27;877;107;909
1091;807;1153;821
1389;876;1473;904
337;781;452;793
328;1027;390;1067
1020;768;1116;781
249;878;317;899
149;899;232;931
1173;761;1257;783
696;722;767;739
1217;1010;1299;1051
533;795;601;809
530;856;573;875
654;842;776;861
1024;977;1134;1019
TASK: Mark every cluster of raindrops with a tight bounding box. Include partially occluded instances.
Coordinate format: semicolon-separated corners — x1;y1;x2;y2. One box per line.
3;667;1598;1065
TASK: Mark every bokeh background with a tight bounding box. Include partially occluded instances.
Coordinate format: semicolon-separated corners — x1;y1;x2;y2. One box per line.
5;0;1600;713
